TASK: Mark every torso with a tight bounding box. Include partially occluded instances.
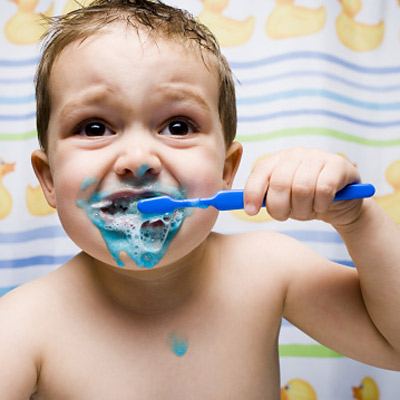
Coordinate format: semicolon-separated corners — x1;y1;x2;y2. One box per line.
30;232;287;399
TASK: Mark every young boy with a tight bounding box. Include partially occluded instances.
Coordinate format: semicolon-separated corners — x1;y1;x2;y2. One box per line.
1;0;400;398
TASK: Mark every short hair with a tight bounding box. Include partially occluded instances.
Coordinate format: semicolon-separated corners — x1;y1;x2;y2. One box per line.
35;0;237;151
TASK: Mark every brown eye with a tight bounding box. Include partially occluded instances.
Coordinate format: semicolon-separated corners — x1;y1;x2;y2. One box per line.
84;122;106;136
169;121;189;135
160;118;196;136
76;121;113;137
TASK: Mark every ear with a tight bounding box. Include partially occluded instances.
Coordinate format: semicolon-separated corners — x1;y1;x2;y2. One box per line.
222;141;243;189
31;149;56;208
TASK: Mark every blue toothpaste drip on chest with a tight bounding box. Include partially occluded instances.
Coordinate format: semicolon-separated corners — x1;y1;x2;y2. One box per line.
169;332;188;357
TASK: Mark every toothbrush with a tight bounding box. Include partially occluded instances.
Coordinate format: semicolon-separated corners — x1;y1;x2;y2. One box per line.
137;183;375;214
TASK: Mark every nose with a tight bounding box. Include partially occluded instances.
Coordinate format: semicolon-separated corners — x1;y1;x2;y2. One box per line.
113;136;162;179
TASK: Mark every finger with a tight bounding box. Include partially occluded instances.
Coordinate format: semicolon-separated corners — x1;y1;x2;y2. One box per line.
314;156;361;213
244;156;278;215
290;160;324;220
266;159;300;221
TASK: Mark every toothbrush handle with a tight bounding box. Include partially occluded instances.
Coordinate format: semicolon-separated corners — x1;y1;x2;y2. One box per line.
207;190;246;210
209;189;266;210
333;183;375;201
212;183;375;211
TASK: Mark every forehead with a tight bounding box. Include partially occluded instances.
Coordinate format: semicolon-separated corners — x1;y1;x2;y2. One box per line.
49;24;220;102
51;22;219;81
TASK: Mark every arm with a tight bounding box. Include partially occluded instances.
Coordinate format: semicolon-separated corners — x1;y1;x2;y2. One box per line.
334;199;400;354
0;288;41;398
244;147;400;369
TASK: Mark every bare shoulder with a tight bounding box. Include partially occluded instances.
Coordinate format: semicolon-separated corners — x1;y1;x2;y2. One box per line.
213;229;320;272
0;254;92;398
0;258;78;344
0;253;95;331
213;229;347;299
210;229;335;312
208;230;320;309
0;270;61;398
0;253;80;314
0;272;55;335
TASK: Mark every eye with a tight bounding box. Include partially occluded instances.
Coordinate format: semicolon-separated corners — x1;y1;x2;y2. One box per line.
75;120;114;137
160;118;197;137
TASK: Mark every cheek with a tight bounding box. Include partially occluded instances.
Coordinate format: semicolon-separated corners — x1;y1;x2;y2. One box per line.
175;148;226;195
53;151;101;193
50;156;97;224
53;169;84;208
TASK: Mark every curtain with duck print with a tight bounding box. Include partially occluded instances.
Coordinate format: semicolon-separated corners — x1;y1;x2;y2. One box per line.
1;0;399;397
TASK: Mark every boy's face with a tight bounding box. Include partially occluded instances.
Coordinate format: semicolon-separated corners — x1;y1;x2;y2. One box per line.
32;25;242;270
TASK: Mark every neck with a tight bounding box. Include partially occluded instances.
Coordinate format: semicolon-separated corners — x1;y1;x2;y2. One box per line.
86;239;213;315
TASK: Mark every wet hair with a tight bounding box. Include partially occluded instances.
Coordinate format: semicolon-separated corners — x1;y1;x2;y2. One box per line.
35;0;237;151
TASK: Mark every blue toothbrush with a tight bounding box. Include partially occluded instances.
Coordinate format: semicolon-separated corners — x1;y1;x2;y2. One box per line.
137;183;375;214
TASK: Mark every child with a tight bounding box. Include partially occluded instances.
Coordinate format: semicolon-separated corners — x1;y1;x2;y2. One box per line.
1;0;400;398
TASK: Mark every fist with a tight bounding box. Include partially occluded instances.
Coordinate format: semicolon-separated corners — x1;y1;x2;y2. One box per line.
243;148;361;223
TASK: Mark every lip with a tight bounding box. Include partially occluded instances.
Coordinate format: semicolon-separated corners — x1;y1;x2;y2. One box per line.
90;189;175;214
106;189;172;202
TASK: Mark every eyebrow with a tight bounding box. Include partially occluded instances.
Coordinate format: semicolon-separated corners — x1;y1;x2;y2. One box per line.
58;89;110;122
58;86;213;121
157;86;212;114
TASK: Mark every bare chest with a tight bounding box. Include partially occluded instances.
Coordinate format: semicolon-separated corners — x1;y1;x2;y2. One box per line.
34;309;281;399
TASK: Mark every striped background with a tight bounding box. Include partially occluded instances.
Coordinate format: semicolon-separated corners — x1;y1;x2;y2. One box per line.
1;0;400;397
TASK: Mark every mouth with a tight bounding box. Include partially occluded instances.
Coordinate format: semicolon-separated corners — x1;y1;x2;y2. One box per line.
89;190;183;250
78;186;187;267
91;191;163;216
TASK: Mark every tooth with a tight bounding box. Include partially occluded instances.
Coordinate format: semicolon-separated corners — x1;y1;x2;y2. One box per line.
91;199;113;209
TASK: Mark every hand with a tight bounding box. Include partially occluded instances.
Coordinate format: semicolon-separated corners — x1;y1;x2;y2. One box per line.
243;148;362;225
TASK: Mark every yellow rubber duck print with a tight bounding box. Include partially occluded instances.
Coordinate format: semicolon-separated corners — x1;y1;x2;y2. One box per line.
374;159;400;224
281;378;317;400
230;204;273;223
0;159;15;221
197;0;255;47
352;376;379;400
63;0;92;15
26;184;56;217
5;0;54;45
336;0;384;52
266;0;326;39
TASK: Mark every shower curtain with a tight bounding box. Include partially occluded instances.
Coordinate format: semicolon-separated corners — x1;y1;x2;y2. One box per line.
1;0;399;397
